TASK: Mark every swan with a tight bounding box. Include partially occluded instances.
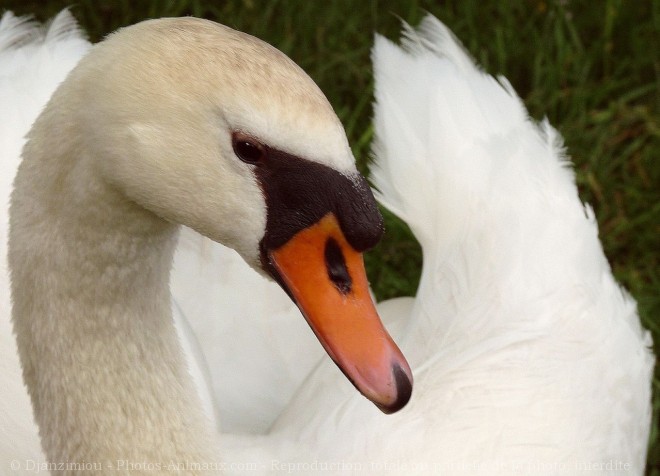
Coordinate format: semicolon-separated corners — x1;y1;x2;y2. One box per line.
1;10;654;475
1;9;414;471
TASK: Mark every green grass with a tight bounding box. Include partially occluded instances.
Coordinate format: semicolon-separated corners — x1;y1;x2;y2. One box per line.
2;0;658;472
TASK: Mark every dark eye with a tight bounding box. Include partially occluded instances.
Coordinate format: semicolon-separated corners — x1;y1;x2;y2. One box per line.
232;133;266;164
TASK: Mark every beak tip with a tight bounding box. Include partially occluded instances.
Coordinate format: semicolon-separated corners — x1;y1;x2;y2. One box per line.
375;363;413;414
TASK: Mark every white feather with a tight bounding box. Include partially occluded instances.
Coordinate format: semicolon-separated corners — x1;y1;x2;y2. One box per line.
266;15;654;475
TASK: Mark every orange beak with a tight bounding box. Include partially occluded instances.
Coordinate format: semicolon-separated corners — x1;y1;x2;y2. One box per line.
268;213;413;413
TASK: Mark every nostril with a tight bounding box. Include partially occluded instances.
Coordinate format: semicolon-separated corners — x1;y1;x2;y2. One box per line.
324;238;352;295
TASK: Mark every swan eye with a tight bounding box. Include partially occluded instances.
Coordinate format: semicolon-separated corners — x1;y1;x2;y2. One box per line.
232;133;266;164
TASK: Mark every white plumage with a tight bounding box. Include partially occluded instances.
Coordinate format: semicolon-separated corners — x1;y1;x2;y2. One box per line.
252;15;655;474
0;10;653;476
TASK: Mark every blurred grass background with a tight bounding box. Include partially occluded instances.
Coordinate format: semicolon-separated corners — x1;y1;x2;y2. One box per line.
1;0;658;473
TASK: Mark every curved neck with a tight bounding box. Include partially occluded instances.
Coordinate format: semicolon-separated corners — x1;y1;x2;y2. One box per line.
9;118;219;467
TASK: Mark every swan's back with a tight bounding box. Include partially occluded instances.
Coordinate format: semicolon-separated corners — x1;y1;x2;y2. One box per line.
0;10;91;467
372;15;654;469
271;16;654;474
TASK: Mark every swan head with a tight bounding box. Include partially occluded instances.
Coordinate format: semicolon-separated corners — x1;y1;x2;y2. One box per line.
49;18;412;413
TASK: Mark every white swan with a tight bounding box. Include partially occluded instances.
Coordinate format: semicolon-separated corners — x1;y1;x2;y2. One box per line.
1;10;653;476
2;9;413;471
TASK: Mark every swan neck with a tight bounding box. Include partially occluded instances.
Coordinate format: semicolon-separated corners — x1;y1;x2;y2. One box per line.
9;123;219;467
